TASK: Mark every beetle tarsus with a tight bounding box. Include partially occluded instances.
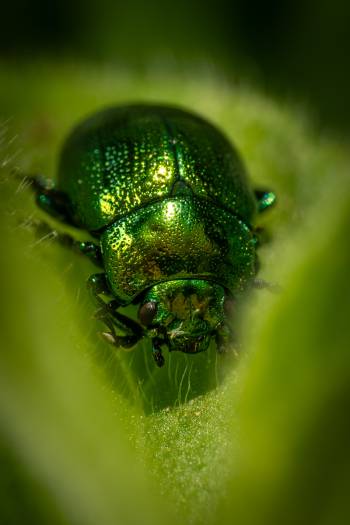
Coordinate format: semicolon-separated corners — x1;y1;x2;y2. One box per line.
100;331;116;345
251;278;281;293
99;331;138;350
153;351;165;367
152;339;165;367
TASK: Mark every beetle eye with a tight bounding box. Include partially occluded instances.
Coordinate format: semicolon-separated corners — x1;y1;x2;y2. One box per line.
138;301;158;326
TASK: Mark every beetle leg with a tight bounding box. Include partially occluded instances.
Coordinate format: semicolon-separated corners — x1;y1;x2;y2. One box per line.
87;273;111;305
152;338;165;367
100;330;140;350
88;273;144;344
252;226;272;247
254;188;276;213
24;174;75;226
26;218;103;267
87;274;122;316
109;306;144;338
215;324;239;357
251;278;281;293
95;301;144;339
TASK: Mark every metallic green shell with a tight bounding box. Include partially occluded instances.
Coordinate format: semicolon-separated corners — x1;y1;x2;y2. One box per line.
57;105;257;231
100;197;256;304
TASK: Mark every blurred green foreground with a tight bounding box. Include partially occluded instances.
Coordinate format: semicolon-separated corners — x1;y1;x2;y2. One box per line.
1;62;350;525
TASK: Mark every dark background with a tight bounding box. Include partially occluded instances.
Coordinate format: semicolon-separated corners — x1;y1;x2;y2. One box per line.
1;0;349;134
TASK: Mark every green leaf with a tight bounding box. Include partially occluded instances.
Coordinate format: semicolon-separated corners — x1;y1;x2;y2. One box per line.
1;60;350;525
219;176;350;525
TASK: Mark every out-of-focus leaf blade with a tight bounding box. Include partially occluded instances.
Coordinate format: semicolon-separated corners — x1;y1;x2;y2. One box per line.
1;61;350;525
218;175;350;525
0;222;171;525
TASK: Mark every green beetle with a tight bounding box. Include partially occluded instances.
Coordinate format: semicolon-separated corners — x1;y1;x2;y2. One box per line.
29;105;275;367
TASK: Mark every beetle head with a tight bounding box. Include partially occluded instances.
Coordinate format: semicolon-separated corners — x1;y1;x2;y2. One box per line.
138;279;228;354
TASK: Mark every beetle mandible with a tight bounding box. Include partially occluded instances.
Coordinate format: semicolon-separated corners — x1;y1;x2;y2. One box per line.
29;105;275;367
